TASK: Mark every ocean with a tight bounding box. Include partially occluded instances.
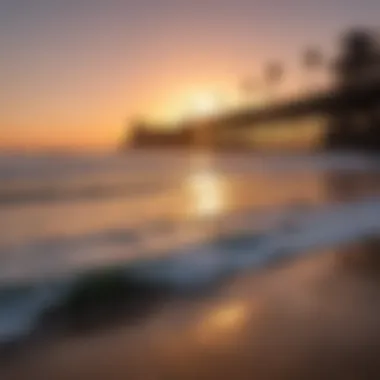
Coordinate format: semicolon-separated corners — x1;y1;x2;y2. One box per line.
0;150;379;344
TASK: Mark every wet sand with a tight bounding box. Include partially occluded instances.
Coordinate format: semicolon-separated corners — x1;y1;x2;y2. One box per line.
1;239;380;380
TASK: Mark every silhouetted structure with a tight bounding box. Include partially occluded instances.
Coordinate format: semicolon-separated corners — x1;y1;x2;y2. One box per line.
213;28;380;151
124;28;380;152
128;121;194;149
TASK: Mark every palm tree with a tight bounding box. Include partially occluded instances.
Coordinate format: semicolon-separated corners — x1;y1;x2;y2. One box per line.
302;47;324;93
263;61;284;103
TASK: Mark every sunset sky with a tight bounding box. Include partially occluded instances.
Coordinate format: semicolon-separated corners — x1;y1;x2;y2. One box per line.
1;0;379;150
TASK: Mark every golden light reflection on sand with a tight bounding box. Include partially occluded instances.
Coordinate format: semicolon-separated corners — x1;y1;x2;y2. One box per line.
208;303;247;329
196;302;249;344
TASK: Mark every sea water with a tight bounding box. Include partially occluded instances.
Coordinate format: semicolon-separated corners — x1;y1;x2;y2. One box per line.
0;150;379;342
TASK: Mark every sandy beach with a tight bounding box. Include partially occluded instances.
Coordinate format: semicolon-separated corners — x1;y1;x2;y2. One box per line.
1;238;380;380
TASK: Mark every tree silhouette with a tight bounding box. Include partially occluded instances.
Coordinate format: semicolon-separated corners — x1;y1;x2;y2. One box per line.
326;28;380;150
335;29;380;88
263;61;284;103
302;47;324;93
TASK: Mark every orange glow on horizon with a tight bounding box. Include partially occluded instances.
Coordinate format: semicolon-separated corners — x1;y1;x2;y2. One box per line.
0;53;319;151
0;0;359;151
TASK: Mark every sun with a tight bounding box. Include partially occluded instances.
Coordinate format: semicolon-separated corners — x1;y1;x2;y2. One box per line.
190;93;221;118
150;90;231;125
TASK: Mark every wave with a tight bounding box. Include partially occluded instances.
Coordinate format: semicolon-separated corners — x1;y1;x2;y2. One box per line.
0;198;379;346
0;180;172;206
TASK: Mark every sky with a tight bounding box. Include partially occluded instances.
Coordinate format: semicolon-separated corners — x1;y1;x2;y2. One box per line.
0;0;379;150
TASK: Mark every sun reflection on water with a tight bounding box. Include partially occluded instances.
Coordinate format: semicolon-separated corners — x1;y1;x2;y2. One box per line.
186;165;225;218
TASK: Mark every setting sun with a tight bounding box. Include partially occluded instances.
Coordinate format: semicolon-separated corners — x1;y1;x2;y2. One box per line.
148;88;237;126
189;93;222;118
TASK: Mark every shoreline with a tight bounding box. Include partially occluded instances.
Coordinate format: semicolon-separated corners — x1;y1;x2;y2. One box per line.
1;238;380;379
0;197;380;346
